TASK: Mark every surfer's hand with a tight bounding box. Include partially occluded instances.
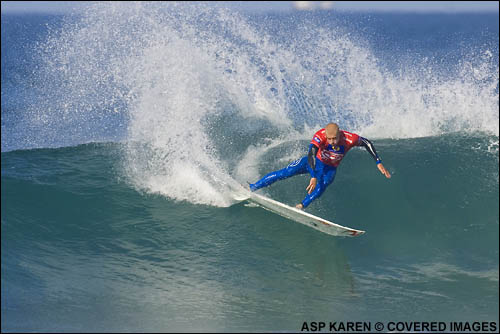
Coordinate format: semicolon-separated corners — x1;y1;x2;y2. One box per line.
306;178;317;194
377;163;391;178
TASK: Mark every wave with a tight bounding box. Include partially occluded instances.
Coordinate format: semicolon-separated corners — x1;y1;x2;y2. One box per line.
5;2;498;206
2;140;498;332
2;133;498;218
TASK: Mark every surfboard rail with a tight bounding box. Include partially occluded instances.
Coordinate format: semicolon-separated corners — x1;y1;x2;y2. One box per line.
247;192;365;237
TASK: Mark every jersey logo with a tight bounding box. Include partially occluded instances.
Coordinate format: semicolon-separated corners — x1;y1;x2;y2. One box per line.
328;145;345;154
313;137;321;143
320;150;344;163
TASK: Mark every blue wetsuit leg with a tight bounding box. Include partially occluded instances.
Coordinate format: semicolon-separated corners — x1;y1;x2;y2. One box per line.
301;164;337;208
250;156;309;191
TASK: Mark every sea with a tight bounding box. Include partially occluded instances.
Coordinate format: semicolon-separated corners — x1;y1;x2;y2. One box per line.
1;2;499;332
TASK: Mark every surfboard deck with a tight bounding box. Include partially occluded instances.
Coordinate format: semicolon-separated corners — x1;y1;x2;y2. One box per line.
241;191;365;237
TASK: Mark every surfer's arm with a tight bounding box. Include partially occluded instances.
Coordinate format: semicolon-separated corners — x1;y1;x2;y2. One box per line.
359;137;391;178
307;144;319;193
359;137;381;163
307;144;319;176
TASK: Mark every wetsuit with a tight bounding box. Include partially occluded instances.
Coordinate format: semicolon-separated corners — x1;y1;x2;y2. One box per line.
249;129;382;208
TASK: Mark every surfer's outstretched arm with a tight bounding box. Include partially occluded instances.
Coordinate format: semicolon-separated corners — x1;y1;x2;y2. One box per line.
359;137;391;178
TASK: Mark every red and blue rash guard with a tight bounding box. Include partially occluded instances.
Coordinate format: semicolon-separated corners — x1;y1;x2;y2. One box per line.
308;129;382;177
310;129;361;167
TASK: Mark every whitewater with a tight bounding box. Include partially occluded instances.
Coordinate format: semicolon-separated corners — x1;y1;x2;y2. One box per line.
2;2;498;332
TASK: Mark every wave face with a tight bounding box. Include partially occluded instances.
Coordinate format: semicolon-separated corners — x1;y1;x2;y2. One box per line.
2;136;498;331
2;3;498;206
1;3;499;332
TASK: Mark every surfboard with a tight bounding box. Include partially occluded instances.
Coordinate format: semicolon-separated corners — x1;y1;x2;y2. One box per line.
242;192;365;237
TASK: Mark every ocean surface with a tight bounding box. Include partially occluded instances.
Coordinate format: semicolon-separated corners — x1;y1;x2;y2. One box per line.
2;3;499;332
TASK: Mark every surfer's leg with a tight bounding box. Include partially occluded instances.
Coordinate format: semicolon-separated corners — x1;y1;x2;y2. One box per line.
300;166;337;208
249;156;308;191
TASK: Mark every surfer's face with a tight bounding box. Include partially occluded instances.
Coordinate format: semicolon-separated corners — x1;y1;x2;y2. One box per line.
326;131;339;146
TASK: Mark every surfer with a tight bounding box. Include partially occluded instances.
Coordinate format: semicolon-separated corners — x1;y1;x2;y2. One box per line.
249;123;391;210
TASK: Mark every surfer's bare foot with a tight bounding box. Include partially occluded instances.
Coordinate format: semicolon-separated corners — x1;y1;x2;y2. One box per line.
295;203;304;210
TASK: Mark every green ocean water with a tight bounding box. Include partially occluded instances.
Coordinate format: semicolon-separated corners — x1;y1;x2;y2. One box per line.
2;135;498;332
2;2;499;332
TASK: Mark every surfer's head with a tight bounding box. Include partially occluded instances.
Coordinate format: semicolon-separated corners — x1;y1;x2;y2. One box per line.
325;123;340;146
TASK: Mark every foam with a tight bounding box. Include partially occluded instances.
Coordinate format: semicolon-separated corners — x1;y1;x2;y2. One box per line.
31;2;498;206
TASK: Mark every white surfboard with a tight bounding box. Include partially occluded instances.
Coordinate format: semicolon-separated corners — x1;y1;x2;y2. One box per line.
242;192;365;237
